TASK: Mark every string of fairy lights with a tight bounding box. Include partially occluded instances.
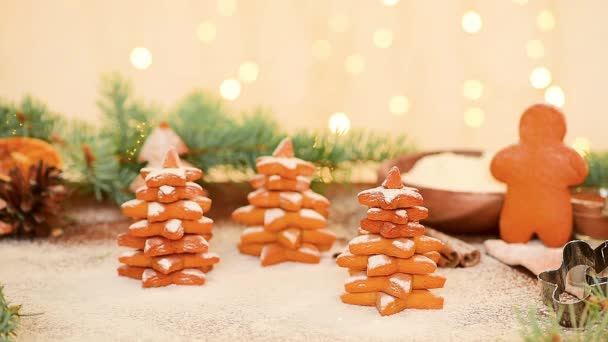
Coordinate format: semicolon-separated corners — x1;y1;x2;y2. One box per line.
128;0;592;155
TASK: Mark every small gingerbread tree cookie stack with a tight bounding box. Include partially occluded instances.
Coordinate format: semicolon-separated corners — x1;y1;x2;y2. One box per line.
232;138;336;266
117;148;219;287
336;166;446;316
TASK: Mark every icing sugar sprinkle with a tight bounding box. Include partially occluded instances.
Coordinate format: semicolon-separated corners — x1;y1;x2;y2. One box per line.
264;208;286;225
299;247;320;257
260;157;300;170
350;234;381;245
119;250;139;258
345;273;367;284
181;269;206;278
368;255;392;269
279;192;302;205
183;201;202;213
142;269;157;282
145;168;186;181
392;239;414;251
186;182;202;189
300;209;324;221
148;202;165;217
159;185;176;195
282;230;298;243
389;275;412;292
165;219;183;233
130;220;148;229
156;258;173;271
122;199;143;208
242;227;265;236
378;293;395;310
396;210;407;218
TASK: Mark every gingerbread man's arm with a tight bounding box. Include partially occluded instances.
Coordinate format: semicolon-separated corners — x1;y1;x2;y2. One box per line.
564;148;589;186
490;145;520;183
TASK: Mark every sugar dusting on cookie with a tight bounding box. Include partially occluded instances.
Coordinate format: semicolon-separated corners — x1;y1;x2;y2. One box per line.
392;239;414;251
345;272;367;284
350;234;382;245
148;202;165;217
368;255;392;269
299;246;320;257
183;201;202;213
165;219;183;234
299;208;324;221
156;258;173;271
159;185;176;195
388;274;412;291
264;208;285;225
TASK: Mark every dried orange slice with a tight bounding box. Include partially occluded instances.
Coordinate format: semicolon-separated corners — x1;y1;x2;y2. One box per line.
0;137;63;177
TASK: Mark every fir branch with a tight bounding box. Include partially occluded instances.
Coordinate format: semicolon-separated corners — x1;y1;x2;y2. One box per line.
0;95;59;141
97;73;158;162
0;284;20;341
169;92;413;173
57;119;136;204
583;151;608;189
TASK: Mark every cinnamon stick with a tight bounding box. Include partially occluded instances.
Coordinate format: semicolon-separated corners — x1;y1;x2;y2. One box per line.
425;227;481;268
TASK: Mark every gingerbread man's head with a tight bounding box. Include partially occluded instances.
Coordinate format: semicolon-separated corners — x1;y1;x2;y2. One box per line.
519;104;566;145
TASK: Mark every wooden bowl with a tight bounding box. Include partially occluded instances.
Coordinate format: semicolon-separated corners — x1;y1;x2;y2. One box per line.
379;150;504;234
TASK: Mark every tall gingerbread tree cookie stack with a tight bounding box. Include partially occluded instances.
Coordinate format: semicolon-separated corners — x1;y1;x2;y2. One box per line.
336;166;446;316
232;138;336;266
116;148;219;287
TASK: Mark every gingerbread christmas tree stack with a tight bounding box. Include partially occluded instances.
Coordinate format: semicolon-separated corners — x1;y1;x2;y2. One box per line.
336;166;446;315
117;148;219;287
232;138;336;266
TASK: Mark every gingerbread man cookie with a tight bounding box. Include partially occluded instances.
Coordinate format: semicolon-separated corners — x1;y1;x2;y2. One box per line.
491;104;588;247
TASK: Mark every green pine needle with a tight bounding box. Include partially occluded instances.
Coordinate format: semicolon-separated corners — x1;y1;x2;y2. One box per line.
0;284;20;341
583;151;608;189
517;287;608;342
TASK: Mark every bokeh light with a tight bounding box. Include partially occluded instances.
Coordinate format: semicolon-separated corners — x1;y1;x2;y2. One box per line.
389;96;410;116
464;107;485;127
238;62;259;83
196;22;216;43
537;10;555;31
373;28;393;48
461;11;482;34
381;0;399;6
345;54;365;74
526;40;544;59
311;40;331;60
544;85;565;108
572;137;591;156
328;112;351;135
219;79;241;100
218;0;236;16
130;47;152;70
462;80;484;100
529;67;552;89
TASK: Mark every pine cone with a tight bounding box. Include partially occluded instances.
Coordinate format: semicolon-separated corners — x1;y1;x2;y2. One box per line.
0;160;67;238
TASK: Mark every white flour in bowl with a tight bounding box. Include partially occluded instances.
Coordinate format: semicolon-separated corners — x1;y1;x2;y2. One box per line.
403;152;506;193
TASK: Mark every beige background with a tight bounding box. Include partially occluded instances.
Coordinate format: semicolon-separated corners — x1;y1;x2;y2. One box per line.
0;0;606;151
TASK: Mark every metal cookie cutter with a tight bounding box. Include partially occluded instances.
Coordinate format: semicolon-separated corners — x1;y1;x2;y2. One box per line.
538;240;608;327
